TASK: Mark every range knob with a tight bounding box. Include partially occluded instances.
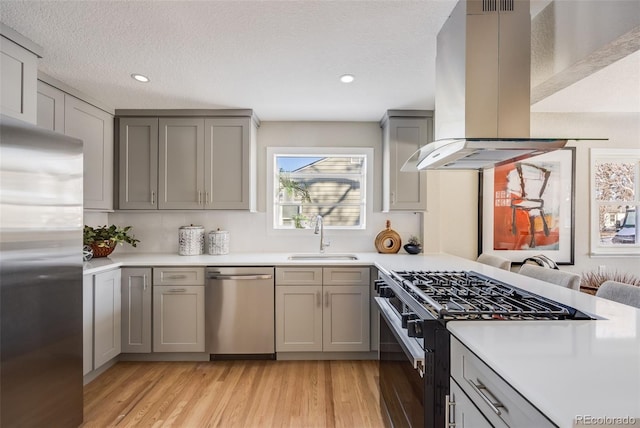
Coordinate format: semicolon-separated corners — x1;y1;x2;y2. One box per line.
407;319;424;338
374;280;386;293
378;286;394;298
401;312;417;328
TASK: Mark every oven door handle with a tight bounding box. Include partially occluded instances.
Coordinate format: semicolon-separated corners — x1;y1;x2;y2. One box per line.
375;297;425;377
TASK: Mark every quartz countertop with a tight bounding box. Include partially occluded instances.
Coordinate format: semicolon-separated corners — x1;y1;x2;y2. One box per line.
83;251;640;427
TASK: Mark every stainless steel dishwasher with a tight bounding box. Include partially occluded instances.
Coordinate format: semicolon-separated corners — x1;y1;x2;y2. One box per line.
206;267;275;358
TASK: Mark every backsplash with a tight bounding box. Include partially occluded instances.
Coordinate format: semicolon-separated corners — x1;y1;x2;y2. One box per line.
108;211;422;255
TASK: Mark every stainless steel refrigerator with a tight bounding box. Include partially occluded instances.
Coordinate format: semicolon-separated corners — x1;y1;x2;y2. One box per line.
0;115;84;427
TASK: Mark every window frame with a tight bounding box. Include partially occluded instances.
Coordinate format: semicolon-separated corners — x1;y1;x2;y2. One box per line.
267;147;373;233
590;148;640;256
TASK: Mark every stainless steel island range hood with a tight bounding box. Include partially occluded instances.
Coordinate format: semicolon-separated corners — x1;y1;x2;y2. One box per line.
403;0;567;171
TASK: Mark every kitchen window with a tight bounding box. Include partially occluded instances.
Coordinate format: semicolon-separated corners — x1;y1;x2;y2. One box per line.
590;149;640;255
268;147;371;230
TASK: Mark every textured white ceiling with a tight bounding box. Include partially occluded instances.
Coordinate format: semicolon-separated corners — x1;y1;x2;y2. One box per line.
0;0;637;120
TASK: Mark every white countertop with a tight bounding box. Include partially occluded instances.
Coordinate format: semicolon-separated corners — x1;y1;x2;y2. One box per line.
84;251;640;427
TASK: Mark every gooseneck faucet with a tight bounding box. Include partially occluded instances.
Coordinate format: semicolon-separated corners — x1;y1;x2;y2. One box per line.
314;215;330;253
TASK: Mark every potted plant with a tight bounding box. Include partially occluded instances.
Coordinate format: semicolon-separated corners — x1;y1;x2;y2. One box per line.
83;225;140;258
404;235;422;255
292;213;308;229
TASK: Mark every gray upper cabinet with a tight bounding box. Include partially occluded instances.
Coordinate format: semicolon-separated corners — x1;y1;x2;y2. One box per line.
117;111;257;211
37;81;64;132
65;95;114;210
0;35;38;124
381;110;433;212
119;118;159;209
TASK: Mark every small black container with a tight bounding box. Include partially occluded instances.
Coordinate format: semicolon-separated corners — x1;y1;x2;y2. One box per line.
403;244;422;254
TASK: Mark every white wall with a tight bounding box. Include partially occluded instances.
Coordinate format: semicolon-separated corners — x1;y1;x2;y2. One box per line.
109;121;422;254
426;112;640;277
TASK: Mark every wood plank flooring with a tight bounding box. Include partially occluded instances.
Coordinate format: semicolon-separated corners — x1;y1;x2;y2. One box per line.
82;360;385;428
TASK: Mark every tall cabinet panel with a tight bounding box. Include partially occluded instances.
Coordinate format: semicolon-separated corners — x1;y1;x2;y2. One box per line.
119;118;159;209
158;118;205;209
93;269;121;369
64;95;114;210
204;117;254;210
381;110;433;211
36;81;65;132
121;268;152;353
0;36;38;124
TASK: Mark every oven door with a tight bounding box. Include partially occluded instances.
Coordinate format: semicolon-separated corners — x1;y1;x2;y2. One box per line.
376;297;426;428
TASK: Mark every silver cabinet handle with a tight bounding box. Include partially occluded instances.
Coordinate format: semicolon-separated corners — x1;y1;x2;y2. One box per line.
168;288;187;293
208;274;273;280
198;191;202;205
151;190;156;205
167;274;188;280
466;378;504;416
205;191;209;205
316;290;322;307
143;274;147;291
391;191;396;204
445;394;455;428
325;291;329;308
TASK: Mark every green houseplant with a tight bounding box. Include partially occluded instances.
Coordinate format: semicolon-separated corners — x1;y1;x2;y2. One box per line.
83;225;139;258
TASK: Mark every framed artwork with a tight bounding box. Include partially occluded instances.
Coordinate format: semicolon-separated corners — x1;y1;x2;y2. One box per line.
479;147;575;265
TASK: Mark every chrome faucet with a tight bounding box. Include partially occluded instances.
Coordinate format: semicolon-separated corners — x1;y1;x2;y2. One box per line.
314;215;330;253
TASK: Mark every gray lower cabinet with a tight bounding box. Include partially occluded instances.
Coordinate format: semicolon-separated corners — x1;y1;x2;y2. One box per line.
0;35;38;124
152;267;205;352
118;118;159;209
119;114;257;211
93;268;122;369
380;110;433;211
275;267;370;353
449;336;554;428
82;274;94;376
64;94;114;210
121;268;152;353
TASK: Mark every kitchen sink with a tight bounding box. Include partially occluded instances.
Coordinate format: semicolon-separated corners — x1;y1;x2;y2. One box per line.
288;253;359;261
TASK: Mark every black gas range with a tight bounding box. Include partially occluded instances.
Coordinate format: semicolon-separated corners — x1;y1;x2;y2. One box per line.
375;269;592;428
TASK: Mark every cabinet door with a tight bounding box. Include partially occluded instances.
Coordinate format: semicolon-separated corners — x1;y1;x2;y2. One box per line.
94;269;121;369
64;95;114;210
450;380;493;428
118;118;159;209
275;285;323;352
204;117;252;209
153;285;205;352
121;268;152;353
0;36;37;124
158;118;205;209
383;115;432;211
37;81;64;132
322;285;370;352
83;275;94;376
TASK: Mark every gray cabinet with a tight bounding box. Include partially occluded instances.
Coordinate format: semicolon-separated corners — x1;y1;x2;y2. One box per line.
64;95;114;210
118;118;159;209
121;268;152;353
82;274;94;376
381;110;433;211
37;80;64;132
275;267;370;353
0;35;38;124
93;268;122;369
118;112;257;211
152;267;205;352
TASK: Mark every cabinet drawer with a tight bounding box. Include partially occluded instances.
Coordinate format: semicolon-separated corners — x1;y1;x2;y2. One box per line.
153;267;205;286
276;267;322;286
451;337;554;428
323;267;370;286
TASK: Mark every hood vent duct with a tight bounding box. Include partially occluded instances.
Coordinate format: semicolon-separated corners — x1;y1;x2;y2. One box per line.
403;0;568;171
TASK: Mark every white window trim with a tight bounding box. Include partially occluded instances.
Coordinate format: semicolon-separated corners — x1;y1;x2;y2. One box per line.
590;148;640;256
266;147;374;236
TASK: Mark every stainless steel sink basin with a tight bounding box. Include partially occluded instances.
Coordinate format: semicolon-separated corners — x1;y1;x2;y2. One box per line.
288;253;359;261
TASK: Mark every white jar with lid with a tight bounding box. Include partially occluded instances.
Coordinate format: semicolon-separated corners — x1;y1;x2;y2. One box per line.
178;225;205;255
208;229;229;255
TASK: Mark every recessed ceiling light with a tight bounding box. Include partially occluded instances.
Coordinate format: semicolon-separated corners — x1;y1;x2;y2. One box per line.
340;74;355;83
131;73;150;83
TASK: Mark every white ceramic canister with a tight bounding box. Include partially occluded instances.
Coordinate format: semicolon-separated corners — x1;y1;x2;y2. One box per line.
178;225;205;255
208;229;229;255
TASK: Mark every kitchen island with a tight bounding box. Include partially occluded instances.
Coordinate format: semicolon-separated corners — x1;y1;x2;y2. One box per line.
85;252;640;427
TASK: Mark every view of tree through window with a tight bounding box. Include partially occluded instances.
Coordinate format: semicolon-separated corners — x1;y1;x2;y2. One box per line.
274;155;366;229
594;159;638;246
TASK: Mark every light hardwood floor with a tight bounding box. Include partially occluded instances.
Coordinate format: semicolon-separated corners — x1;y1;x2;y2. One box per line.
82;360;385;428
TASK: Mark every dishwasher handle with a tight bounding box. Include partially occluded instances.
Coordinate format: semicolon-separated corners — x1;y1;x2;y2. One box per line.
207;273;273;280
